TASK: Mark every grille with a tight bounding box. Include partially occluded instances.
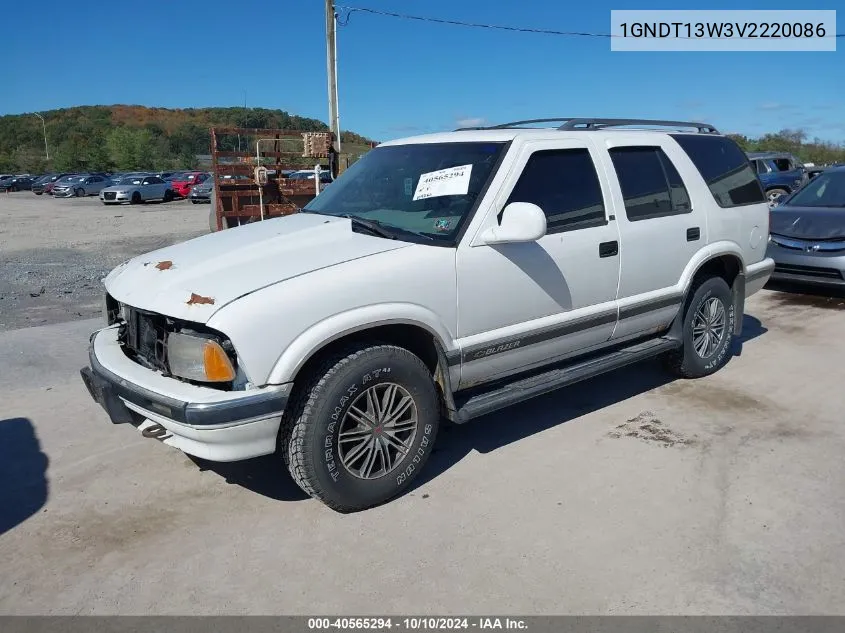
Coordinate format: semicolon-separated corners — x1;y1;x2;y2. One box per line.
119;306;169;372
104;191;117;200
774;264;843;280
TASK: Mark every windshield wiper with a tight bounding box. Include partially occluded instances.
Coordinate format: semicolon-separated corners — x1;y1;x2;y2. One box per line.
342;214;397;239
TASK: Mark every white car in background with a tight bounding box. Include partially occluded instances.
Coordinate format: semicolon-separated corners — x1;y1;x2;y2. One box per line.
100;175;175;205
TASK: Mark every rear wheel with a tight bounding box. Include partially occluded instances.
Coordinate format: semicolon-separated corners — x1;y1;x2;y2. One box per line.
665;276;734;379
279;344;440;512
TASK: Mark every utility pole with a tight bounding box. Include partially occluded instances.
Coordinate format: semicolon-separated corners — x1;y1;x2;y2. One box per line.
325;0;341;151
33;113;49;161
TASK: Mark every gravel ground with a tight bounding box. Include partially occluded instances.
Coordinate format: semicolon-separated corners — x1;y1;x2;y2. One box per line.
0;193;209;331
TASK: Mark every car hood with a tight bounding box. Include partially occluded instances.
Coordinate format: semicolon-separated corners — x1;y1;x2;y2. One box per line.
104;213;413;323
101;185;134;192
770;205;845;240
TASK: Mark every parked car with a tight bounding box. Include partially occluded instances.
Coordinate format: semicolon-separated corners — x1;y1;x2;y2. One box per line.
0;175;34;191
747;151;809;205
189;177;214;203
766;166;845;288
80;117;774;512
168;171;210;198
100;175;175;204
44;173;79;195
52;174;111;198
31;173;69;195
287;169;333;183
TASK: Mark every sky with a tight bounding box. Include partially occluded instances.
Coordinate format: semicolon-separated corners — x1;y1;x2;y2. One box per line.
2;0;843;143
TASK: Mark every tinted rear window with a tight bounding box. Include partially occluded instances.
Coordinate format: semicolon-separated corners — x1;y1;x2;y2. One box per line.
670;134;765;207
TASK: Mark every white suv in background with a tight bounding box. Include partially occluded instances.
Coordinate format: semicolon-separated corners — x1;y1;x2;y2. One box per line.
81;118;774;512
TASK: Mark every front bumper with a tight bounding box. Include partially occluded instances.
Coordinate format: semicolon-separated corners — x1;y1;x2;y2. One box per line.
766;242;845;288
53;189;74;198
100;192;131;203
80;326;291;462
190;190;211;201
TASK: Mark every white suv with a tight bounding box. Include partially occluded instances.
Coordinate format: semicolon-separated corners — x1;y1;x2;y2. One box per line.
80;118;774;512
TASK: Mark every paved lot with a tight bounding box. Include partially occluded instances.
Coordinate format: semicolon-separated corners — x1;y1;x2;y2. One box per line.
1;285;844;615
1;189;845;614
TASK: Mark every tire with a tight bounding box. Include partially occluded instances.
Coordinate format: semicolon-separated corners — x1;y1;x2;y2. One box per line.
163;189;174;203
10;185;18;192
664;276;735;379
75;188;85;197
130;192;141;205
766;188;788;204
191;199;198;204
35;192;42;195
279;344;440;512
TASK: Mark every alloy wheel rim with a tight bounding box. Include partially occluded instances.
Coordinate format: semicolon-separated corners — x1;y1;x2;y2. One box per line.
692;297;726;358
337;382;418;480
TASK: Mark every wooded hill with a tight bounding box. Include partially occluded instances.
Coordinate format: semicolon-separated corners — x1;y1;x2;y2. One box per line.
0;105;374;173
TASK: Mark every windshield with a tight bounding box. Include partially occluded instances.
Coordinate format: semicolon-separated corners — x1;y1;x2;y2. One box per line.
785;171;845;208
58;175;84;184
303;142;506;242
118;177;143;185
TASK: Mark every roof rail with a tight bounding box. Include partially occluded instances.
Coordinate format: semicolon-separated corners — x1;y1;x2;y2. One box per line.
455;118;575;131
455;117;719;134
558;118;719;134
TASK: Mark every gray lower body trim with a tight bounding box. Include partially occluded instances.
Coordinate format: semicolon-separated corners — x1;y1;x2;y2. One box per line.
457;295;682;365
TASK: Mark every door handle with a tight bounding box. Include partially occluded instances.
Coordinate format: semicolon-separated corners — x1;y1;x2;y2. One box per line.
686;227;700;241
598;240;618;258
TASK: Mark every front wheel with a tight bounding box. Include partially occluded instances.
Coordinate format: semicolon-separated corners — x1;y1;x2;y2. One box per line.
280;344;440;512
130;192;141;205
75;188;85;197
665;276;734;379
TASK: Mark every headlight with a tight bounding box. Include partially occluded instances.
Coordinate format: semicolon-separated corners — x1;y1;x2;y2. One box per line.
167;332;236;383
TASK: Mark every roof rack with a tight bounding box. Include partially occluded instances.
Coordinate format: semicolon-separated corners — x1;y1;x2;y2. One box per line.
455;118;719;134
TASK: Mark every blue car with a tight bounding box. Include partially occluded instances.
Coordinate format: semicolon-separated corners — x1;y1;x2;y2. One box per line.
747;152;808;205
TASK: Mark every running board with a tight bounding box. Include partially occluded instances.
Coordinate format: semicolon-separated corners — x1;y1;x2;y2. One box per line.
453;337;680;423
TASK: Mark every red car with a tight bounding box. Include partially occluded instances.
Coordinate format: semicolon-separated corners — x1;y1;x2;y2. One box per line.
167;171;210;198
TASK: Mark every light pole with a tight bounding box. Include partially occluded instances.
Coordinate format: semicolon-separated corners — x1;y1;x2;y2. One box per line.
33;113;49;161
325;0;341;151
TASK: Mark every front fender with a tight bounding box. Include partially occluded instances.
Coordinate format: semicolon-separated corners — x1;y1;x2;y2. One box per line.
266;303;459;386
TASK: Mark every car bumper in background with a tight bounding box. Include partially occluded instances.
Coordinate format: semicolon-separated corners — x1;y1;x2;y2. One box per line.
80;326;291;462
766;242;845;287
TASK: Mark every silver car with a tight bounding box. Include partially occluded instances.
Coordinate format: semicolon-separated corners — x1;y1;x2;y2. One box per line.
767;166;845;288
99;175;175;205
53;174;110;198
189;177;214;203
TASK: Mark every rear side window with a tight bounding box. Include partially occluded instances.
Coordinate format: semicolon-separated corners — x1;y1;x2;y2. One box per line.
506;148;606;233
671;134;765;207
609;146;691;221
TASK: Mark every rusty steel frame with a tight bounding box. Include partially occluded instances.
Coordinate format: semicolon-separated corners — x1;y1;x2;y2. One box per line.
209;127;328;231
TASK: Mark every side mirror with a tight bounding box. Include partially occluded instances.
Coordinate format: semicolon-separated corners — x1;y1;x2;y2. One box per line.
480;202;547;245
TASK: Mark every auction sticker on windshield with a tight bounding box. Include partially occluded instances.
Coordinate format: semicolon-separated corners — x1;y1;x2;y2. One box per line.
413;164;472;201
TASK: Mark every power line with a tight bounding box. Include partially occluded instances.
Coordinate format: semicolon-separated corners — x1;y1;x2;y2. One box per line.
336;5;845;39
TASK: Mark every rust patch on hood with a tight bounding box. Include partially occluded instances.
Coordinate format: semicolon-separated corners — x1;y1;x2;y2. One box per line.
155;260;174;271
186;293;215;306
